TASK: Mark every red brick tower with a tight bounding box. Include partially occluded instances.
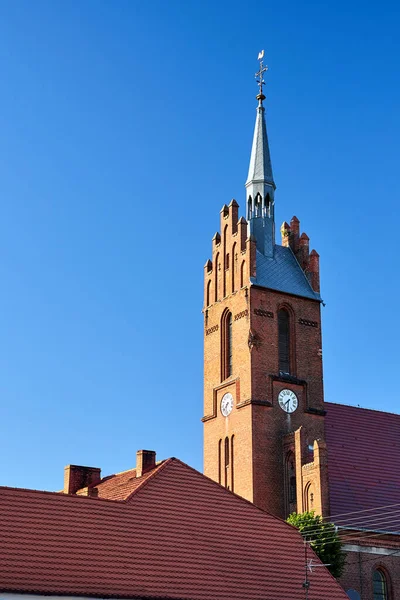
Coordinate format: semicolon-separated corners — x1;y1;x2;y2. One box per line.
202;56;329;520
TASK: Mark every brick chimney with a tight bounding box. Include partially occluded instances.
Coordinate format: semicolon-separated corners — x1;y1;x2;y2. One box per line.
64;465;101;495
136;450;156;478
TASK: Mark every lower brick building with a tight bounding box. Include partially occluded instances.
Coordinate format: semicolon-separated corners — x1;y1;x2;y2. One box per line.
202;55;400;599
0;451;348;600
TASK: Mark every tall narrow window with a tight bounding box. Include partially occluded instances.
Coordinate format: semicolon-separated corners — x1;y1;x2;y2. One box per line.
223;225;228;297
230;435;234;492
214;253;219;302
221;310;233;381
373;570;388;600
265;193;271;217
206;280;211;307
231;243;236;293
285;452;297;516
227;313;232;376
278;308;291;374
218;439;222;484
247;197;252;220
240;260;245;288
224;436;230;489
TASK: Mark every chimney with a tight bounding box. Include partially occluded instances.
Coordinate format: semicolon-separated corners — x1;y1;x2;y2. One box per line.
64;465;101;495
136;450;156;478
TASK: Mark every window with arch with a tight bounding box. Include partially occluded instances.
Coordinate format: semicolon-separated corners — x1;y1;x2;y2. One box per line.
221;310;233;381
373;569;388;600
247;197;253;220
240;260;245;288
231;242;236;293
284;452;297;515
255;193;262;217
278;308;291;374
223;225;228;297
214;252;219;302
218;439;222;485
304;481;314;512
206;280;212;307
265;193;271;217
224;436;230;489
230;435;234;492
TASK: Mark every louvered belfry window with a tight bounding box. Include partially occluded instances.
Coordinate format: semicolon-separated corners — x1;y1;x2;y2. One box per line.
278;309;290;374
227;313;233;377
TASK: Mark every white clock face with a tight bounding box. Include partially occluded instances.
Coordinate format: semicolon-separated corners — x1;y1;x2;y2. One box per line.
278;389;298;413
220;392;234;417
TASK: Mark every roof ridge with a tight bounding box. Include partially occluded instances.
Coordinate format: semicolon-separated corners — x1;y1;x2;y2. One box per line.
124;458;172;502
326;401;400;418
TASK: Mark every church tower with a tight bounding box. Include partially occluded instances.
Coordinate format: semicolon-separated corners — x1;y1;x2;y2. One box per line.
202;54;329;520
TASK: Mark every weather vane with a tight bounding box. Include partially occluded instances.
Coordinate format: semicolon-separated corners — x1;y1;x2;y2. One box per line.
255;50;268;98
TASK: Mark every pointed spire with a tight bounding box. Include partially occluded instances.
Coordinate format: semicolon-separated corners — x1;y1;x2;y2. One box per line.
245;51;276;257
245;95;275;191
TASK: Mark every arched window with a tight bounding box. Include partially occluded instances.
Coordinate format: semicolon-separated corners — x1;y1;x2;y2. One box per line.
284;452;297;516
206;280;211;307
373;570;388;600
218;439;222;485
265;193;271;217
278;308;291;374
231;242;236;293
221;310;233;381
240;260;245;288
223;225;228;297
304;482;314;512
214;252;219;302
224;436;230;489
230;435;234;492
247;197;252;220
255;193;262;217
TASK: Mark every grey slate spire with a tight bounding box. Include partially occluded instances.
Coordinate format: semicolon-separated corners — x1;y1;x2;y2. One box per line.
246;52;276;258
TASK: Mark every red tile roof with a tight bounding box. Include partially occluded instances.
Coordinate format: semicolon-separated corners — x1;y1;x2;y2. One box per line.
0;458;347;600
88;462;166;500
325;402;400;531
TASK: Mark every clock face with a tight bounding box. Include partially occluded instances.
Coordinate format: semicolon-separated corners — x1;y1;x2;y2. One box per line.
278;389;298;413
220;392;234;417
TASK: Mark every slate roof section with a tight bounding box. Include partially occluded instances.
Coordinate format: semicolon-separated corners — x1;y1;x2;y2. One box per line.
0;458;347;600
251;245;321;301
325;402;400;532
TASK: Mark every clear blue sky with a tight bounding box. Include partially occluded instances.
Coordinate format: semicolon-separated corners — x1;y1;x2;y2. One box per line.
0;0;399;490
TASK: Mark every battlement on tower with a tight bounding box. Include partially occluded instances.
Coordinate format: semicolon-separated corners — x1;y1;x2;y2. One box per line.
204;199;255;309
280;216;320;293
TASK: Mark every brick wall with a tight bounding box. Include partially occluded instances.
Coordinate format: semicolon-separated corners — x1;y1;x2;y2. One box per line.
339;541;400;599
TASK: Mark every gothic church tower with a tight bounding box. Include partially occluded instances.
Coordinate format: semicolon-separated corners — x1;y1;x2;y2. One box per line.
203;56;329;520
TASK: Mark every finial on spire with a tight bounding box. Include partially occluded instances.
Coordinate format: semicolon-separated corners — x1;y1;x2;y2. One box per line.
255;50;268;102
